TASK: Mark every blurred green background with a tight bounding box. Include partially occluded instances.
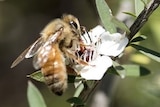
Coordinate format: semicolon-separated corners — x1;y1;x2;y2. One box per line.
0;0;160;107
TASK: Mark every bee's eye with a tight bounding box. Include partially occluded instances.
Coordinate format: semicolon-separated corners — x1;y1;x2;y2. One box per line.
70;21;78;29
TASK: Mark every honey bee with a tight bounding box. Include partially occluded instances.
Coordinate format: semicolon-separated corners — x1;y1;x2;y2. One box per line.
11;14;87;95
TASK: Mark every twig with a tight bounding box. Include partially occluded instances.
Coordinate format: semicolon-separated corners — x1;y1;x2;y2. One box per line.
73;81;100;107
128;0;160;41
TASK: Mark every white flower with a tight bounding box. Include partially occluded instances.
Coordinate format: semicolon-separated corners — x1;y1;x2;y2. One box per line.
71;25;129;80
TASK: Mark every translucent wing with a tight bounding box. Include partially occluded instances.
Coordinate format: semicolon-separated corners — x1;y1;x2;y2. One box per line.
11;37;43;68
25;37;43;58
33;29;63;69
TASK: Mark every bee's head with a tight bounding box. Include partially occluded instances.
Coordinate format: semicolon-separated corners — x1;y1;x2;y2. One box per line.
62;14;81;33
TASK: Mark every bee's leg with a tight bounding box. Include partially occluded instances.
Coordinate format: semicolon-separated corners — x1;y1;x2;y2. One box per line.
62;48;89;66
66;65;78;76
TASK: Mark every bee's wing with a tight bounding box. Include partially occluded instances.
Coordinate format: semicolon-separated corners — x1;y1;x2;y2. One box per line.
33;28;63;69
25;37;43;58
11;37;43;68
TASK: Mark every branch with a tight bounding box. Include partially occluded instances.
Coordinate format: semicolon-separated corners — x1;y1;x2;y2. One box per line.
128;0;160;40
73;81;100;107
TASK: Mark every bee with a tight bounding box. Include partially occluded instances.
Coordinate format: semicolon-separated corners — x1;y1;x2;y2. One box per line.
11;14;87;96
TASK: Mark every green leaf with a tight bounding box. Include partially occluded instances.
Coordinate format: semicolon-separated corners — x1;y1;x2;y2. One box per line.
112;61;126;78
122;64;150;76
109;63;150;77
67;97;84;106
27;70;45;82
130;35;147;43
111;17;130;33
130;44;160;62
123;12;137;18
27;81;47;107
96;0;116;33
107;66;119;75
135;0;148;16
73;81;84;97
85;80;95;89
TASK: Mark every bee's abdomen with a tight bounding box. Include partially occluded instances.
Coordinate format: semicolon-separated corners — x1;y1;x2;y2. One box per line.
41;45;67;96
42;64;67;96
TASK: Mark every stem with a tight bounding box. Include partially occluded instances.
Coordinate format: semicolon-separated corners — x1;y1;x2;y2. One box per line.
73;81;100;107
128;0;160;41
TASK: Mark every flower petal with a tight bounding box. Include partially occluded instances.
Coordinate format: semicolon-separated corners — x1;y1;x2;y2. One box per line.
80;55;112;80
88;25;105;43
99;32;128;56
81;25;105;45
